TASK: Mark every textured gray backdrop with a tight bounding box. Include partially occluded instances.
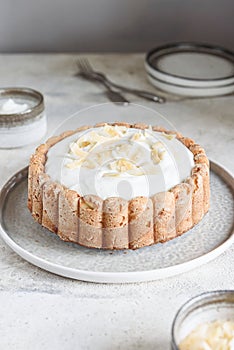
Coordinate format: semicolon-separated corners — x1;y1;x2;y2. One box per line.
1;0;234;52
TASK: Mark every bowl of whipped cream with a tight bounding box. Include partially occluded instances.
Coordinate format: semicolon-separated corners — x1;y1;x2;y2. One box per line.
171;290;234;350
0;87;47;148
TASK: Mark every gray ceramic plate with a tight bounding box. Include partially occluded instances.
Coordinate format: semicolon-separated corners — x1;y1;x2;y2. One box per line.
0;161;233;283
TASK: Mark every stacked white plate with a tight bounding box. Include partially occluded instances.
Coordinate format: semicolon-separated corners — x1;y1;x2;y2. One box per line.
145;43;234;97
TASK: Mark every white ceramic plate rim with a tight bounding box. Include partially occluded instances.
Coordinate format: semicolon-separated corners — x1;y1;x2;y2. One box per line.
0;160;233;284
145;43;234;88
147;74;234;97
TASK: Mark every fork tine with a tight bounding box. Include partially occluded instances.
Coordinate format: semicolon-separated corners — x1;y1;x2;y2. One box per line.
77;57;82;68
78;59;84;73
83;58;93;72
77;58;86;73
81;58;90;73
77;57;93;74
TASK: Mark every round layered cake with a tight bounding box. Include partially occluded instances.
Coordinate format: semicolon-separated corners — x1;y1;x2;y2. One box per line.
28;122;210;250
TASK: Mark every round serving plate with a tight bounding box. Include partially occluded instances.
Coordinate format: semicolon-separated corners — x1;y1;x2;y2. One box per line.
0;161;233;283
145;43;234;88
147;74;234;97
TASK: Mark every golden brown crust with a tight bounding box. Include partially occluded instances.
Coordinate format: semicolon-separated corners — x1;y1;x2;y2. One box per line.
102;197;128;249
112;121;131;128
32;172;50;224
152;192;176;242
58;189;79;242
28;122;210;250
171;183;193;236
29;144;49;223
75;125;91;132
133;123;149;130
152;126;167;132
192;163;210;213
128;197;154;249
78;195;103;248
42;181;63;233
179;137;195;148
194;153;210;167
186;174;204;225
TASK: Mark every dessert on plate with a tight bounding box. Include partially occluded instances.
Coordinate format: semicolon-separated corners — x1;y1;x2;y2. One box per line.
28;122;210;250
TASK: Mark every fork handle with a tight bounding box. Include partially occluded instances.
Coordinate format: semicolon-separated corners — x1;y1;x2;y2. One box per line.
127;89;165;103
105;79;165;103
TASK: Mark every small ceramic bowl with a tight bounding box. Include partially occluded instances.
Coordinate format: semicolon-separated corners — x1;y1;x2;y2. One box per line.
0;87;47;148
171;290;234;349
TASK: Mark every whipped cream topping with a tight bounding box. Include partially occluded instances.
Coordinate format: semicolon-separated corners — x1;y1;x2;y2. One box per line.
0;98;29;114
45;125;194;200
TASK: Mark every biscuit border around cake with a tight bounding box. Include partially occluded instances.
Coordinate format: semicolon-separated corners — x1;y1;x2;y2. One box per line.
28;123;210;250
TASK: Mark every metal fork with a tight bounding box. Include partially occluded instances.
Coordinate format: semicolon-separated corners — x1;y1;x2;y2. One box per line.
77;58;129;104
76;58;165;103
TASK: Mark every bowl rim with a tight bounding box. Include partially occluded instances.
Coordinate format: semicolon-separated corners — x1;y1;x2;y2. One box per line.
0;87;44;127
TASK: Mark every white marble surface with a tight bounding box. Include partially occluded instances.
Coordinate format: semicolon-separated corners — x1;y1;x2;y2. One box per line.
0;54;233;350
